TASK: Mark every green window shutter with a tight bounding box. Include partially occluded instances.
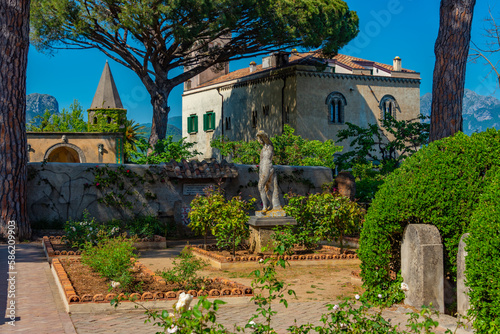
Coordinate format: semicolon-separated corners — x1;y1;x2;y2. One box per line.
187;117;192;133
210;112;215;130
194;115;198;133
203;113;208;131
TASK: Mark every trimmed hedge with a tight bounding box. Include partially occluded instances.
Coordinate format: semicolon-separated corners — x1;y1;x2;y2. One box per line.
358;129;500;302
466;168;500;333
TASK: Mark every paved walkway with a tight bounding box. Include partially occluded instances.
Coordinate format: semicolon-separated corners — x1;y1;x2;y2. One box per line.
0;243;76;333
1;243;474;334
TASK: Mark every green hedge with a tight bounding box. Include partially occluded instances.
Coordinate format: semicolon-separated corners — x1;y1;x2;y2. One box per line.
466;168;500;333
358;129;500;302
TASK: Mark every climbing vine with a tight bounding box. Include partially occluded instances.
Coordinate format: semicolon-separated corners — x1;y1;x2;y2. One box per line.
87;108;127;132
84;164;166;217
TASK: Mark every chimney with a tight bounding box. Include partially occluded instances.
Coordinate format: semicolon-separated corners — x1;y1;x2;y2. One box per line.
273;51;290;68
393;56;402;72
249;61;257;73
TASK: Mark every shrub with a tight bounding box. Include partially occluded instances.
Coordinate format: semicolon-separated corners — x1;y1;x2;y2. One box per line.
81;235;136;290
132;135;201;164
350;162;386;203
466;168;500;333
160;249;208;291
335;114;429;172
188;187;255;256
188;187;225;249
64;210;120;249
126;215;163;238
211;124;341;168
211;195;256;256
358;129;500;303
283;192;364;251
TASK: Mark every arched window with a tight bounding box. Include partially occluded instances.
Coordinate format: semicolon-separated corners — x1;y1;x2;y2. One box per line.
380;95;398;120
325;92;347;124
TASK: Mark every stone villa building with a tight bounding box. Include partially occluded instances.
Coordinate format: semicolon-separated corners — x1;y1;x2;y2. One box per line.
27;62;126;164
182;51;421;159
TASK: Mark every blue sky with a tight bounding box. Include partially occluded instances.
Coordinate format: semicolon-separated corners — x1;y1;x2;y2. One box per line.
27;0;500;124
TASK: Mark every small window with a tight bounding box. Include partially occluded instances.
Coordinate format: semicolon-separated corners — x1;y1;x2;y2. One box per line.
262;105;270;116
380;95;398;120
325;92;347;124
251;110;257;128
93;117;98;124
284;106;290;124
203;111;215;131
225;117;231;130
187;114;198;134
107;116;112;124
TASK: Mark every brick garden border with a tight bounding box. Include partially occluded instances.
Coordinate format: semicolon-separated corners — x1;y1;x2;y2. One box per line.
43;235;167;263
189;244;358;270
51;258;253;313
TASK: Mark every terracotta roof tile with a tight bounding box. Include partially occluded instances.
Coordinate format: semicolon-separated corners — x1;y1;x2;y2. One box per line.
191;52;417;89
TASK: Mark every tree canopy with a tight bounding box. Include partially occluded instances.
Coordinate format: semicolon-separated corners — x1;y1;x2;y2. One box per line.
30;0;359;145
27;100;87;132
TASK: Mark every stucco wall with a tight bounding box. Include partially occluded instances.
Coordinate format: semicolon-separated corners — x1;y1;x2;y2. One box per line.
27;132;123;164
293;71;420;151
182;65;420;159
27;163;332;234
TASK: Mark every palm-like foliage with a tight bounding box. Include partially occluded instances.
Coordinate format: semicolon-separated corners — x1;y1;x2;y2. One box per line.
124;119;146;162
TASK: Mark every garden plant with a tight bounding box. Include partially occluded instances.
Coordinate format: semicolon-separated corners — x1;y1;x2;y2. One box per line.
358;129;500;305
281;191;364;251
159;249;208;291
81;235;137;291
188;186;256;257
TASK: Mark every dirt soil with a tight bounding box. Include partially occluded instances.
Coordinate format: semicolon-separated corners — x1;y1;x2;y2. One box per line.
195;244;356;258
60;259;236;296
140;248;364;303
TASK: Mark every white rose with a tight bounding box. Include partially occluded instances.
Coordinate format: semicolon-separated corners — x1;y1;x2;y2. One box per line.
111;281;121;288
333;304;339;311
401;282;409;291
175;292;193;311
355;294;360;300
378;294;383;299
167;325;178;333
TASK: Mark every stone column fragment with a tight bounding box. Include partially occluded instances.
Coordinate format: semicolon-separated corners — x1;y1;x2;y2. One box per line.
401;224;444;313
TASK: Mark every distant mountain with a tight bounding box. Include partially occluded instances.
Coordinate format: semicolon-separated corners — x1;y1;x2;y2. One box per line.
139;119;182;142
169;116;182;130
26;93;59;122
420;89;500;135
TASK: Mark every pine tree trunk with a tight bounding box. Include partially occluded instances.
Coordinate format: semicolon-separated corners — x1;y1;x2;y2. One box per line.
148;88;171;148
0;0;31;240
430;0;476;142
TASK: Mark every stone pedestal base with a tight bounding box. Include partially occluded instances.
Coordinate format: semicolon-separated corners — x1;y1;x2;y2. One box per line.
248;213;296;254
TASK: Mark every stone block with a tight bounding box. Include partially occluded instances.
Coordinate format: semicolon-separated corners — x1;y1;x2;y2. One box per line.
335;171;356;200
457;233;470;315
248;216;297;253
401;224;444;312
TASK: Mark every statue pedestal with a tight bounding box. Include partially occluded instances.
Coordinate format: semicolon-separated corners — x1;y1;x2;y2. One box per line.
248;210;297;254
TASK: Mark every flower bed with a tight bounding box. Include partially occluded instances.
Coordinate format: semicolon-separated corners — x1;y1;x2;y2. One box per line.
43;235;167;262
189;244;358;270
51;258;253;313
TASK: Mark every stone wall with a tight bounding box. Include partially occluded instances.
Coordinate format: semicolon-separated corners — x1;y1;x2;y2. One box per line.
27;162;332;234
